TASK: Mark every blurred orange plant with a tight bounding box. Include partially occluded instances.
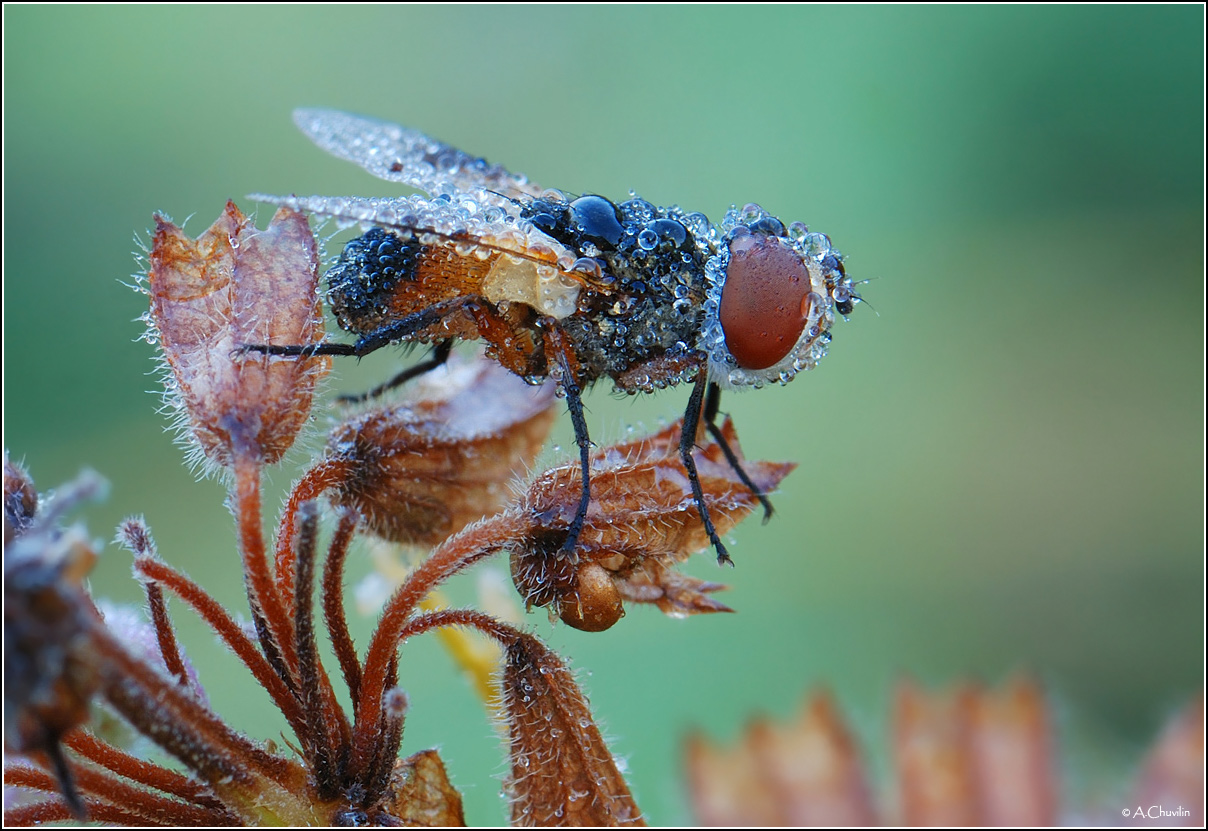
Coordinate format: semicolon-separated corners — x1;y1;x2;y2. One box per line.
685;678;1204;827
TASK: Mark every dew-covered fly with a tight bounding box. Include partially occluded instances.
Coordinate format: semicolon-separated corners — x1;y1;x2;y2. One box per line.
248;109;861;565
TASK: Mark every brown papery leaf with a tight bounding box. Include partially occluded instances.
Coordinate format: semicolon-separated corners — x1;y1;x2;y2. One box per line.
327;355;556;546
501;634;643;826
1128;695;1204;827
376;749;466;826
509;417;794;630
893;678;1057;826
148;202;328;468
685;691;874;826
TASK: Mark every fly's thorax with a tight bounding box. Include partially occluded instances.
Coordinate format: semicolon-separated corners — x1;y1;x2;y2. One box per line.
700;204;854;390
519;192;717;391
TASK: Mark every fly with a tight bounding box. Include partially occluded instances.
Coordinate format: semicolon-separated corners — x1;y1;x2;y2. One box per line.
246;109;861;565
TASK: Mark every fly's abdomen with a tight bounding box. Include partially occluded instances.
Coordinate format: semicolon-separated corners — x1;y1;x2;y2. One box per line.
326;228;427;334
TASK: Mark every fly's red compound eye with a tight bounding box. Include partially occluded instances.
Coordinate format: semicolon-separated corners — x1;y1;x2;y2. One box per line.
718;234;812;370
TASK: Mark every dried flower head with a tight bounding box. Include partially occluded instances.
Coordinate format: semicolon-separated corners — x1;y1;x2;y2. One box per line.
325;356;557;546
4;470;107;817
147;201;328;470
508;417;796;630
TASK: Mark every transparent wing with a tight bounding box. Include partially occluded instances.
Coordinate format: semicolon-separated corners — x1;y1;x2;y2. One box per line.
248;192;583;277
292;108;544;206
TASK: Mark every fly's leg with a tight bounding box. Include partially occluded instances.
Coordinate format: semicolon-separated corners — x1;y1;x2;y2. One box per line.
702;382;774;523
560;376;593;558
336;340;453;403
682;371;733;566
542;322;593;558
240;295;479;360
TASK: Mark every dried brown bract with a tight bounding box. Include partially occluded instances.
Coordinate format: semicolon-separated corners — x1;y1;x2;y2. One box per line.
508;417;795;630
501;634;644;826
324;357;557;546
147;201;328;469
685;679;1205;827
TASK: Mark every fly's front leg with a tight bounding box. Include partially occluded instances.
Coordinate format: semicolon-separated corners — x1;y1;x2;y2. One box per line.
542;321;593;558
703;382;774;522
682;371;733;566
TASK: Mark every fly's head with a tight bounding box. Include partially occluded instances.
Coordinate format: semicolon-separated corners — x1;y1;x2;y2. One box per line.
700;203;858;389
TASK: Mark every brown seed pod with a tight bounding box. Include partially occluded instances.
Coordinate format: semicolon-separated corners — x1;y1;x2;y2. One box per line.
147;202;328;469
557;562;625;632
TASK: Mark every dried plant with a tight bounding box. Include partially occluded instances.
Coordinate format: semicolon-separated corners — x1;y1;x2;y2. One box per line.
3;202;794;825
684;678;1205;827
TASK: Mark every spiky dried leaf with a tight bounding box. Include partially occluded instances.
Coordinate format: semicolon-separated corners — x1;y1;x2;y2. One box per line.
509;418;794;630
893;678;1057;825
148;202;328;468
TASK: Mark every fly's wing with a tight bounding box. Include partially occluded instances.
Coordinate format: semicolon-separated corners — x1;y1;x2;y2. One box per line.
250;110;588;301
248;192;581;281
292;108;544;206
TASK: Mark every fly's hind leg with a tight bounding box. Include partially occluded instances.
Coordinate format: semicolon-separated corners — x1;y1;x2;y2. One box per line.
702;382;774;522
241;296;477;400
241;295;477;359
682;371;733;566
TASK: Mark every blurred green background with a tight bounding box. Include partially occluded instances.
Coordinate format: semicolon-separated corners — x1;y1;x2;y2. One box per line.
4;5;1202;824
